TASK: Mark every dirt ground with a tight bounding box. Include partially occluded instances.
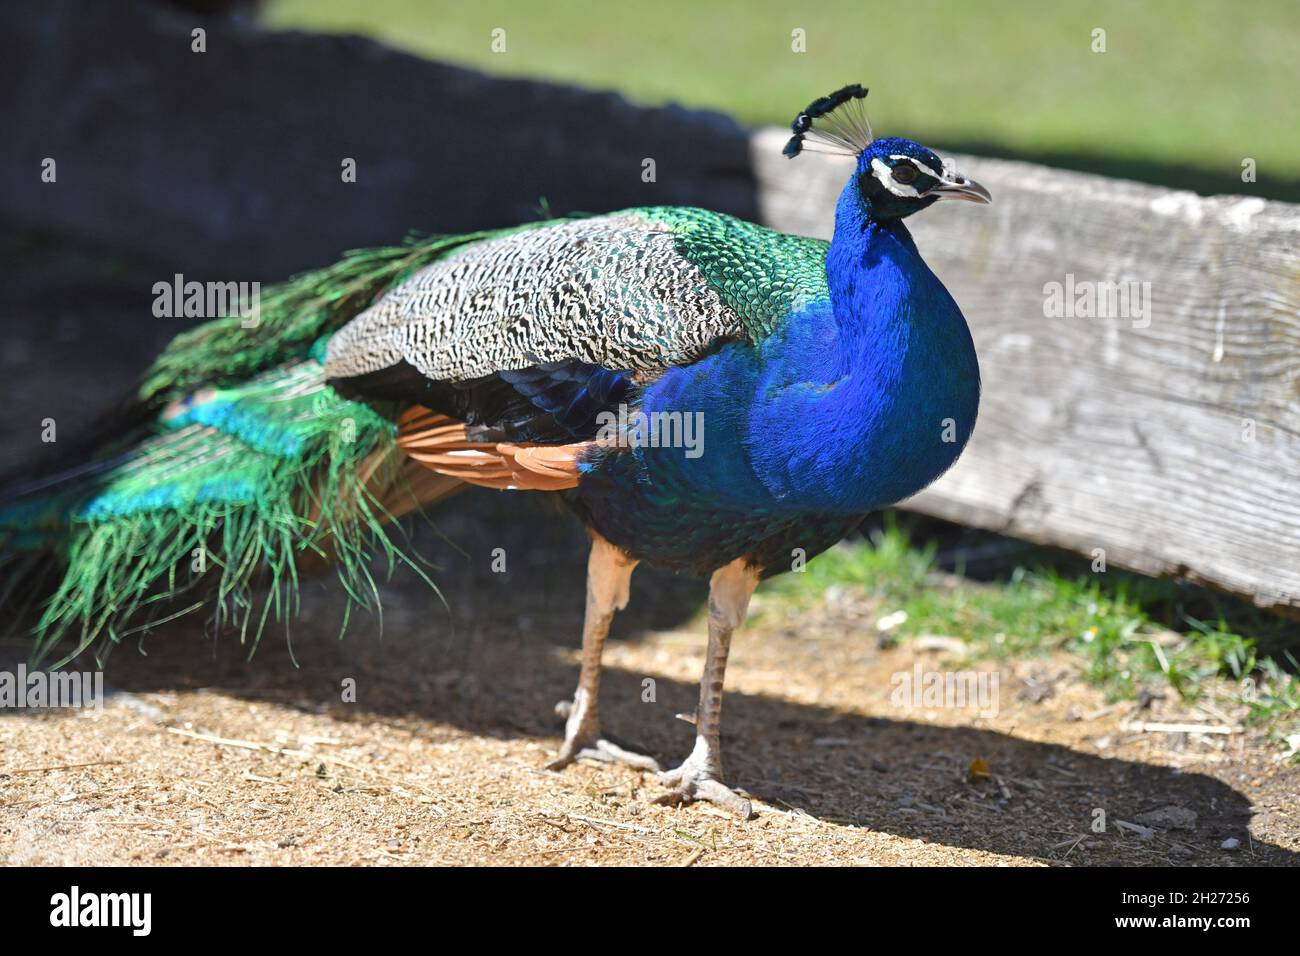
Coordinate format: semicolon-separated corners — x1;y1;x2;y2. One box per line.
1;493;1296;867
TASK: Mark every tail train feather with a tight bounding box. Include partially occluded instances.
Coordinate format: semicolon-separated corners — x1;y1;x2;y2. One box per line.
2;360;406;666
0;226;537;666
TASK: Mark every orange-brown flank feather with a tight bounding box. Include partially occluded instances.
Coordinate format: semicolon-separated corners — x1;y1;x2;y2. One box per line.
396;407;589;491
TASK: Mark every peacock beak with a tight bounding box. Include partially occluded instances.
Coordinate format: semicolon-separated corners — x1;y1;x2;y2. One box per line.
928;173;991;204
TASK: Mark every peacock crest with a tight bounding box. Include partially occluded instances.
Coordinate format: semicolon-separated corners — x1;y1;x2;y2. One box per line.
782;83;874;159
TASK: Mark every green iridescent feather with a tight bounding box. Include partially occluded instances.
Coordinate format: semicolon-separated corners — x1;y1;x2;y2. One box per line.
26;359;413;667
637;206;831;336
1;228;544;666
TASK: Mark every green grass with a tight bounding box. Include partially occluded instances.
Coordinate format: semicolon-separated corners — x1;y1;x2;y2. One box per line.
265;0;1300;198
767;514;1300;731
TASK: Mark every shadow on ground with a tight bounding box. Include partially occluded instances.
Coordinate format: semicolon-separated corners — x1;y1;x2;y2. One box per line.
5;490;1288;866
2;245;1294;866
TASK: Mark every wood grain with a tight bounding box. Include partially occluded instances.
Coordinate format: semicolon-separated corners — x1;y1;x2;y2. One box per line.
752;127;1300;611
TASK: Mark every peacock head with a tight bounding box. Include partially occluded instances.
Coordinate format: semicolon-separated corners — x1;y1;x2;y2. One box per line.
783;84;991;221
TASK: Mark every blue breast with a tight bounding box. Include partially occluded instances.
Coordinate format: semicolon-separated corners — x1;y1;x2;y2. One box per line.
571;217;980;573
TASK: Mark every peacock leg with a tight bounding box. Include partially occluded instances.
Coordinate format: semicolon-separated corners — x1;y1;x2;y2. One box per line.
653;557;760;819
547;534;660;772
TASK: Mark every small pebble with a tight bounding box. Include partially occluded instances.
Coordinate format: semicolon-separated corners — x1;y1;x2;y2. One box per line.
876;610;908;632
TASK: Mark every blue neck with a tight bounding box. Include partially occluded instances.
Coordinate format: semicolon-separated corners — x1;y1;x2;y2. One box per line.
826;182;925;373
635;180;980;517
746;179;981;511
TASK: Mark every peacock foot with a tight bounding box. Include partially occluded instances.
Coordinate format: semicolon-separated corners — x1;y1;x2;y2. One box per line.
652;749;754;820
546;695;660;772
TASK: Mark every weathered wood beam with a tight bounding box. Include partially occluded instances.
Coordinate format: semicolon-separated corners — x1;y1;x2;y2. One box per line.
753;127;1300;611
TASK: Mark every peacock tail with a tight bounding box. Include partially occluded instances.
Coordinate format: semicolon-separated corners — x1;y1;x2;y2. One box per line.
0;227;542;667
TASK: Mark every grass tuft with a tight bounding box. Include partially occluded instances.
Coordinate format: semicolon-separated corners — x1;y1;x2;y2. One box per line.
769;513;1300;732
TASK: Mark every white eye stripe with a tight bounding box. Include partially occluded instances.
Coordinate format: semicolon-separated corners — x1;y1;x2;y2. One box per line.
886;154;945;181
869;157;922;197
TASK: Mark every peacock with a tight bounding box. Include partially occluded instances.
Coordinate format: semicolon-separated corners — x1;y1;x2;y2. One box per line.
0;85;988;817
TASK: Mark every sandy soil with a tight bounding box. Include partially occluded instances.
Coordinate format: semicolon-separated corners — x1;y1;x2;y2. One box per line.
1;493;1296;867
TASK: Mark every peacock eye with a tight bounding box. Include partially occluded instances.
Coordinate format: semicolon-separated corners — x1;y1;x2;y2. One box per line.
892;163;919;185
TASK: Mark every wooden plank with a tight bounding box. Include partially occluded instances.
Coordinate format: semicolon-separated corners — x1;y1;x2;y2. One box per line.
752;126;1300;611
